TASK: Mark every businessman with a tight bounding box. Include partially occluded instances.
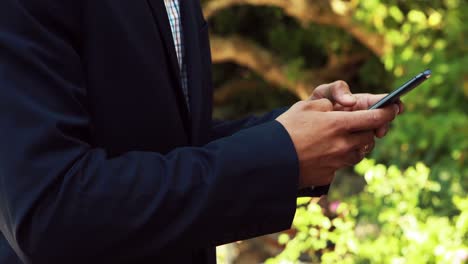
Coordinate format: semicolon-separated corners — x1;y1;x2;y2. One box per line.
0;0;401;263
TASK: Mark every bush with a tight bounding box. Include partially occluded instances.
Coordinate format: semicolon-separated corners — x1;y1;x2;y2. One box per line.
268;160;468;264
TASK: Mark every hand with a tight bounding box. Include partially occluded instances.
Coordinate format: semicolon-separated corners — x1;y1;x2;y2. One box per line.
310;80;404;138
276;99;399;188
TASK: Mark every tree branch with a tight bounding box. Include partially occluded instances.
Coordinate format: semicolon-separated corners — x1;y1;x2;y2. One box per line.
211;34;310;99
203;0;390;56
210;34;369;99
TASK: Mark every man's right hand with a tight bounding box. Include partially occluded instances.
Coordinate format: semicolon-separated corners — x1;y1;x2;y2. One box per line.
276;99;399;188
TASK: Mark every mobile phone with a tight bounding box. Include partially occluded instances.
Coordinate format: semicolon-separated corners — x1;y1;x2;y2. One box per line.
368;69;432;110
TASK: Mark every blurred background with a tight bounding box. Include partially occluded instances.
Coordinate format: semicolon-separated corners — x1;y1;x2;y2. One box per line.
201;0;468;263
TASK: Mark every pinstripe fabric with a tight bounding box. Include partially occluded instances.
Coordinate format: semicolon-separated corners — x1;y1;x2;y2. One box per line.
164;0;190;107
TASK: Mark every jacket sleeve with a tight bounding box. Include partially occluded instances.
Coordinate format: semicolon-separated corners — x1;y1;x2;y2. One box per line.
211;107;289;141
0;1;299;262
211;111;330;197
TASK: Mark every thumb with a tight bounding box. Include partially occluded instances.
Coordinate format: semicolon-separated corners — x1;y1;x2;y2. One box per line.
330;81;357;107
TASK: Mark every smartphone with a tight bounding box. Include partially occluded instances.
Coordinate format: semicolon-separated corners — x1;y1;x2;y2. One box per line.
368;69;432;110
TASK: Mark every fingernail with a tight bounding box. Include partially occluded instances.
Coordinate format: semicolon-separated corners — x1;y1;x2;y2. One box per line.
394;104;399;115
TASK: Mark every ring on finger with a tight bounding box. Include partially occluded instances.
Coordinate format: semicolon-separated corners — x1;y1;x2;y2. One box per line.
361;144;371;155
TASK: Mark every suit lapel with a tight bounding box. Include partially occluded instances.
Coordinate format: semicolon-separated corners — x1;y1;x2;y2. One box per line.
146;0;191;133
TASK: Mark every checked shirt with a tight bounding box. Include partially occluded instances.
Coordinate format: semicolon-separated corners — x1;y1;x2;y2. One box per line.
163;0;190;107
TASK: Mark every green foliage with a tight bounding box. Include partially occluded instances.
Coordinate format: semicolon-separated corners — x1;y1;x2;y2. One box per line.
268;160;468;264
209;0;467;262
355;0;468;112
358;0;468;219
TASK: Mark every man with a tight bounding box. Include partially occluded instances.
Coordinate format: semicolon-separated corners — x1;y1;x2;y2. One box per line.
0;0;401;263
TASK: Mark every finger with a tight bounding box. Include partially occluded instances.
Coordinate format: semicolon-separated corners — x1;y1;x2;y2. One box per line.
375;124;390;138
361;94;403;114
309;83;330;100
329;131;374;161
342;139;375;166
363;93;387;108
311;81;356;106
330;81;356;106
335;104;399;132
335;93;387;111
361;140;375;154
345;93;387;111
396;99;405;114
346;131;375;150
334;148;370;167
340;150;366;166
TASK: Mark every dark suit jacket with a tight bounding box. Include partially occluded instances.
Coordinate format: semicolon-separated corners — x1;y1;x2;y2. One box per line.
0;0;328;263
